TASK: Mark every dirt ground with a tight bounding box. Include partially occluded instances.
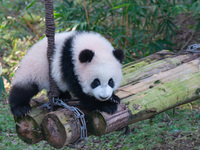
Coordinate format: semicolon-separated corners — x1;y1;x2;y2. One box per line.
172;13;200;51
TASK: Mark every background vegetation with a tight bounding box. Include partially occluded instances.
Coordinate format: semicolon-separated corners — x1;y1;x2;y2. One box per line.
0;0;200;149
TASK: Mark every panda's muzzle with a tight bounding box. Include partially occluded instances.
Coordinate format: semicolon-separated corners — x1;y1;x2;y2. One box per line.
100;96;109;100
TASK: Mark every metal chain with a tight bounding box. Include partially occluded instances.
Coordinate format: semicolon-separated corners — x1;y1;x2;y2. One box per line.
41;101;51;110
41;98;88;147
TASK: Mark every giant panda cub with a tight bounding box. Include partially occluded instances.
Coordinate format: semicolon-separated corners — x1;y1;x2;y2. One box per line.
9;31;124;117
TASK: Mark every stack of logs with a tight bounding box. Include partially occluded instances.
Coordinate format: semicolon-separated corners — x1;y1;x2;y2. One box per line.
15;50;200;148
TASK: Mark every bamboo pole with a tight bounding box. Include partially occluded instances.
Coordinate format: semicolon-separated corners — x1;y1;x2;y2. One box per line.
125;72;200;124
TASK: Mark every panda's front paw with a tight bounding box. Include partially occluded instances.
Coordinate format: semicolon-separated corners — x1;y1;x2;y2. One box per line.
109;94;120;104
98;102;118;114
10;104;31;117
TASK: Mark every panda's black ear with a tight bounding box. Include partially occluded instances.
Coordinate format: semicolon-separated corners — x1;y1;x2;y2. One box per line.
113;49;124;63
79;49;95;63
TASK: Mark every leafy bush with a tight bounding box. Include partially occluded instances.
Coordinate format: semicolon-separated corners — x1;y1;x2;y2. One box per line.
0;0;45;55
54;0;200;62
1;0;200;63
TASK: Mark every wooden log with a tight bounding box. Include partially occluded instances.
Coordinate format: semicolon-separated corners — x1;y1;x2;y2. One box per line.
15;108;49;144
124;72;200;124
122;50;174;69
41;109;81;149
88;72;200;135
87;103;131;136
117;58;200;99
122;53;199;86
31;96;49;108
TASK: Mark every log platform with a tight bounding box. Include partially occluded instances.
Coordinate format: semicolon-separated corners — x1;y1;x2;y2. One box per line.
14;50;200;148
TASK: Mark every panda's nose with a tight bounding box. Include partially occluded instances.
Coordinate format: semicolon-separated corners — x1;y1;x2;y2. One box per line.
100;96;109;100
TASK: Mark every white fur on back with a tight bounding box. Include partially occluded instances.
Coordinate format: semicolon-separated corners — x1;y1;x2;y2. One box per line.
12;37;49;90
13;31;75;91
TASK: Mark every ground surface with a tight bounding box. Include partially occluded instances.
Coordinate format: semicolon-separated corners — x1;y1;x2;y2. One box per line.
172;14;200;51
0;99;200;150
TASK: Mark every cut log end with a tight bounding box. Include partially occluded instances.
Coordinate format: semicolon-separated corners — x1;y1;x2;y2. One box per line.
42;113;66;149
15;108;48;144
88;111;107;136
41;109;81;148
16;116;41;144
88;103;131;136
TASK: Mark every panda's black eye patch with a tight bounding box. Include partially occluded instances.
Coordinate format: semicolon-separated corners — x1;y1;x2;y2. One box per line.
91;78;100;89
108;78;114;88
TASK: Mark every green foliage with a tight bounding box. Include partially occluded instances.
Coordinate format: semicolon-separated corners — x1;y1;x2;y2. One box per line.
0;0;199;87
190;1;200;31
0;77;5;100
0;0;45;54
53;0;200;62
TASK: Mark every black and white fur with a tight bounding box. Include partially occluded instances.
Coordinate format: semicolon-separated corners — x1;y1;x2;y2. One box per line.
9;31;124;117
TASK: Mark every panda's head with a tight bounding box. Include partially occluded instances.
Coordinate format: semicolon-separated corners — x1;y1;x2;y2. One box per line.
72;32;124;101
77;49;124;101
75;39;124;101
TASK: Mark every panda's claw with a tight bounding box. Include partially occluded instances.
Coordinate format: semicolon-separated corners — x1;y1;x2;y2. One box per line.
109;94;120;104
113;99;120;104
25;110;30;116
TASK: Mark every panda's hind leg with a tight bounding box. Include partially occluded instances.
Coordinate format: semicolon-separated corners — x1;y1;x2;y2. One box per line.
9;83;39;117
